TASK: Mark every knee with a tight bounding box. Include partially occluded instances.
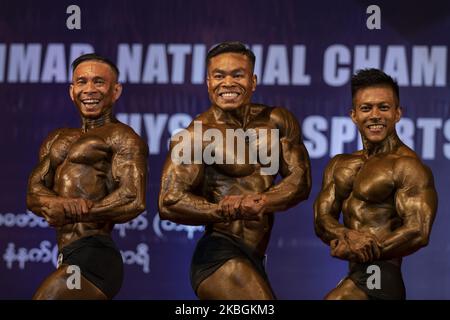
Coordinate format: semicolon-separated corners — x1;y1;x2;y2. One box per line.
33;286;55;300
221;259;249;284
325;290;346;300
324;279;368;300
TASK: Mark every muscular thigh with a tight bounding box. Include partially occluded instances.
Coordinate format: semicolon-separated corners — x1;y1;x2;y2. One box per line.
33;265;107;300
325;277;368;300
197;258;274;300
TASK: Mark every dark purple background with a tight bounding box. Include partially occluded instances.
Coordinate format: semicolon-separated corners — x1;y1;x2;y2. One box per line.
1;0;450;299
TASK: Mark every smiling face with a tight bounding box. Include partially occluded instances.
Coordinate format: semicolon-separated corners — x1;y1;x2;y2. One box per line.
206;52;256;111
351;85;401;144
70;60;122;119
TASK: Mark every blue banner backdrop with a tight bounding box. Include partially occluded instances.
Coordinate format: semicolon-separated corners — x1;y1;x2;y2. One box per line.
1;0;450;299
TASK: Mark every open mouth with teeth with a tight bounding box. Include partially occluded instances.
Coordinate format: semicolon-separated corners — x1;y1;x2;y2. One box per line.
218;91;240;101
367;124;386;133
81;99;101;111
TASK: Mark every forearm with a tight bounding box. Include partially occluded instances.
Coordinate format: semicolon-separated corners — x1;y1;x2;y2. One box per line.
159;192;224;226
27;161;57;217
27;192;58;217
26;193;80;226
314;198;348;244
379;227;429;259
263;168;310;212
81;157;148;223
315;215;349;244
81;189;145;224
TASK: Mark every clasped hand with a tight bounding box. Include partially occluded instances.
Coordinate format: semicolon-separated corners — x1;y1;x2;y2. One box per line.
330;229;382;263
217;194;267;222
42;197;93;226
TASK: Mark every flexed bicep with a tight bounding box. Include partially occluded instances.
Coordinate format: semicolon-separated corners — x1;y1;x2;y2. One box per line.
27;130;62;215
380;157;438;259
158;127;228;225
261;108;311;212
313;155;347;244
87;130;148;222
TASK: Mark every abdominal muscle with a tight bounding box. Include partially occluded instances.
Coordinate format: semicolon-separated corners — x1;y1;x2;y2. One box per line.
205;164;275;255
343;196;403;266
53;161;113;249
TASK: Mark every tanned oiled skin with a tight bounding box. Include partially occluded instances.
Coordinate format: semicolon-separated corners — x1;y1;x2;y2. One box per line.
314;85;437;299
27;60;148;299
27;120;147;248
159;51;311;299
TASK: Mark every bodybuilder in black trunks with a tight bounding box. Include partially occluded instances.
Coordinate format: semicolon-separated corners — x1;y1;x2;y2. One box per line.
314;68;437;300
158;41;311;299
27;53;148;299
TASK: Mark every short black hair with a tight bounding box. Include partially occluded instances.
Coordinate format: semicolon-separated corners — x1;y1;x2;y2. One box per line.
206;41;256;72
71;53;120;81
351;68;400;106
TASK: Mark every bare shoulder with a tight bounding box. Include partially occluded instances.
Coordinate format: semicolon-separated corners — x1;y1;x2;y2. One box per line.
267;106;302;143
110;121;141;138
167;111;205;154
322;153;359;176
171;108;215;139
109;122;148;153
333;152;364;168
323;153;365;185
393;147;434;187
393;145;428;171
270;106;300;127
44;127;79;141
38;128;79;159
192;107;216;127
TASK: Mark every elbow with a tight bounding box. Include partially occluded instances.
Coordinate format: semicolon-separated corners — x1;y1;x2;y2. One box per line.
158;207;171;221
158;196;169;220
159;205;182;223
292;188;309;204
299;186;311;202
123;199;146;222
314;226;331;246
26;193;38;213
313;221;322;238
158;199;177;222
136;201;146;215
122;186;145;216
158;195;172;221
409;228;430;251
313;217;325;240
26;195;32;211
281;169;310;204
290;182;311;205
417;233;430;248
159;203;188;224
303;177;312;200
298;168;312;200
313;205;328;243
296;176;312;202
419;238;429;248
132;197;146;217
158;191;182;221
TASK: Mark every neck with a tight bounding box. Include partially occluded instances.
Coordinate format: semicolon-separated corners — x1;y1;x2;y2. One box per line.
81;109;115;132
213;104;251;127
362;131;403;157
